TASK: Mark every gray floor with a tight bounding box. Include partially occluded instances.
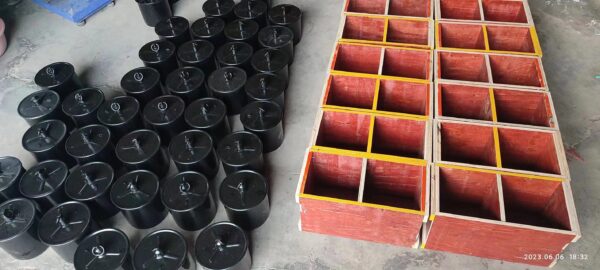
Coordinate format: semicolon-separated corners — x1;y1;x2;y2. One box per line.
0;0;598;269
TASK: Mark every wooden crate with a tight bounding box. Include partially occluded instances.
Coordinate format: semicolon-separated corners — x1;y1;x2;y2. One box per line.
434;0;534;26
344;0;434;19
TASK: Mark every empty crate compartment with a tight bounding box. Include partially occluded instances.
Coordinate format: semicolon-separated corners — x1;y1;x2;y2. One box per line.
438;51;489;83
487;25;535;53
438;23;485;50
382;48;431;79
303;152;363;200
497;128;561;175
501;175;571;230
363;159;425;210
378;79;429;115
438;167;501;220
439;0;482;20
387;19;430;45
333;44;382;74
316;111;371;151
389;0;431;17
342;16;386;42
324;75;377;109
371;116;426;158
494;89;554;127
438;84;492;121
439;121;497;166
489;55;544;87
482;0;528;23
345;0;387;14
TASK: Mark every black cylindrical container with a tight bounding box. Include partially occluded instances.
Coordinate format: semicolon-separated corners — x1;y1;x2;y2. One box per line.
18;89;73;128
115;129;170;178
135;0;172;27
62;88;105;127
139;39;178;83
143;95;188;145
195;222;251;270
134;230;193;270
66;125;117;167
203;0;236;22
19;160;70;212
0;198;48;260
245;73;286;110
234;0;268;28
161;172;217;231
224;19;260;50
38;201;96;263
184;98;231;146
216;42;254;74
34;62;83;99
97;96;144;140
251;48;290;85
220;170;270;230
268;4;302;44
121;67;163;106
0;156;25;203
190;17;226;48
74;228;132;270
22;119;75;167
217;131;264;175
258;25;294;64
155;16;191;47
177;40;216;75
169;130;219;179
208;67;247;115
165;67;208;104
240;101;284;153
65;162;120;220
110;170;167;229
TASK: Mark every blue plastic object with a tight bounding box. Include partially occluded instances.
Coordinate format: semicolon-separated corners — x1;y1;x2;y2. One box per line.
31;0;114;25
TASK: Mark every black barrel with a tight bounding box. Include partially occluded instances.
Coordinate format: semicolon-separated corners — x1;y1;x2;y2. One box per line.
0;198;48;260
268;4;302;44
66;125;118;167
220;170;269;230
139;39;178;83
62;88;105;127
121;67;163;106
34;62;83;99
134;230;194;270
165;67;209;104
135;0;172;27
251;48;290;85
74;228;132;270
22;119;75;167
169;130;220;179
195;222;251;270
19;160;70;212
97;96;144;140
177;40;216;75
190;17;226;48
143;95;188;145
258;25;294;64
216;42;254;74
0;156;25;203
65;162;120;220
224;19;260;50
245;73;286;111
184;98;231;147
115;129;170;178
161;172;217;231
18;89;73;128
217;131;264;175
110;170;167;229
234;0;268;28
208;67;247;115
203;0;236;22
155;16;191;47
38;201;97;263
240;101;284;153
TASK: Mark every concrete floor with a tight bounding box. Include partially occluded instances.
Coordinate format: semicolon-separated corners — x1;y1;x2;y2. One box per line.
0;0;598;269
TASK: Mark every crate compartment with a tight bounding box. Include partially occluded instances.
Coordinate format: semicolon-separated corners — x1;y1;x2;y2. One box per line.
389;0;431;17
487;25;535;53
439;0;481;20
438;167;501;220
494;89;553;127
497;128;561;175
482;0;528;23
387;19;430;45
382;48;430;79
439;122;497;166
371;116;426;158
439;23;485;50
378;80;429;115
333;44;382;74
438;51;489;82
363;159;424;210
342;16;386;42
324;75;377;109
501;175;571;230
316;111;371;151
489;55;544;87
345;0;387;14
303;152;363;200
439;84;492;121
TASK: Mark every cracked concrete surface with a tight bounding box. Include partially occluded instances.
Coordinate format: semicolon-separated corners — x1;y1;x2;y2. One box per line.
0;0;598;269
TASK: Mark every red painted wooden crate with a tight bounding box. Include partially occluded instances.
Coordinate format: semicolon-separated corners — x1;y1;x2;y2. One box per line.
435;0;534;25
345;0;433;18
